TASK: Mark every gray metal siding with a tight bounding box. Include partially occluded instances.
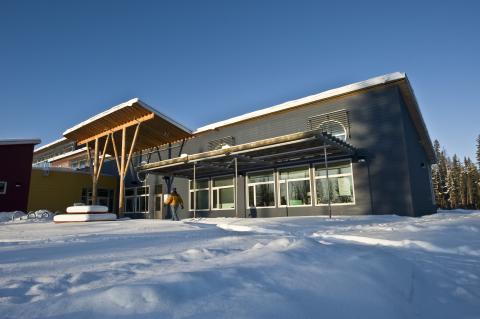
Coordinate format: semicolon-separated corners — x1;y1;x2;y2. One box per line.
399;95;437;216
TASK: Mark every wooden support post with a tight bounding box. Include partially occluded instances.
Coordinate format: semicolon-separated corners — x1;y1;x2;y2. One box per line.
110;133;121;174
119;127;127;217
95;134;110;180
118;123;141;218
92;138;99;205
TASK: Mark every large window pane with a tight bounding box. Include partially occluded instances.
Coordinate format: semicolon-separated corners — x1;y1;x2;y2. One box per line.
248;186;254;207
279;167;309;180
198;190;209;210
248;172;274;183
255;183;275;207
315;162;351;177
138;197;148;212
280;183;287;205
190;179;209;189
126;198;135;212
213;190;218;209
247;171;275;208
219;188;234;209
288;180;311;205
213;177;233;187
315;161;354;205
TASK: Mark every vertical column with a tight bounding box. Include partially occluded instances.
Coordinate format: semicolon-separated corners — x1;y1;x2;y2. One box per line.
234;157;238;218
92;138;99;205
323;139;332;218
193;162;196;218
119;127;127;217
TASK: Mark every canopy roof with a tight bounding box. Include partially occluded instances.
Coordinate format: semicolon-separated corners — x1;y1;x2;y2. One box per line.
138;129;357;179
63;98;192;153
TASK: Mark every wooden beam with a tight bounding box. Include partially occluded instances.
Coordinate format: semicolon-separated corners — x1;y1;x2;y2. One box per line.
77;112;154;145
110;132;121;174
119;127;126;216
92;138;99;205
86;142;93;177
124;123;141;174
95;134;110;180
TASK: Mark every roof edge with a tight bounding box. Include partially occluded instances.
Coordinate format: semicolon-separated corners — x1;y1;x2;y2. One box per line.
0;139;41;146
194;72;406;133
34;137;68;152
62;98;192;137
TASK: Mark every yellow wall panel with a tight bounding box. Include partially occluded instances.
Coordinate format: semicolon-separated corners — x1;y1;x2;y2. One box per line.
28;168;118;213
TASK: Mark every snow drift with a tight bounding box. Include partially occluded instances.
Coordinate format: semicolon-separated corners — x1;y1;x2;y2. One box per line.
0;211;479;318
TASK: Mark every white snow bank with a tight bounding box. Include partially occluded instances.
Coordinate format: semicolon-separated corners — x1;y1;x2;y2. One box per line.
316;234;480;256
0;211;26;222
0;210;53;223
0;211;479;319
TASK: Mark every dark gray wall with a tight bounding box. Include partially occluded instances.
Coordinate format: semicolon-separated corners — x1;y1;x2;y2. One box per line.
134;84;435;218
399;94;437;216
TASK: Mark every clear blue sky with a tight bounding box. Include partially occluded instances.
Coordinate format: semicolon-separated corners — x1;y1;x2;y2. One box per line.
1;0;479;159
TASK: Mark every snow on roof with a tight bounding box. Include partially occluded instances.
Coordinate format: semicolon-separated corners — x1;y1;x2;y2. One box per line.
62;98;192;137
0;139;41;146
194;72;406;133
46;147;87;163
34;137;68;153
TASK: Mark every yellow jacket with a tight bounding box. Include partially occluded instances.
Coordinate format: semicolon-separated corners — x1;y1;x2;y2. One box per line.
166;192;183;207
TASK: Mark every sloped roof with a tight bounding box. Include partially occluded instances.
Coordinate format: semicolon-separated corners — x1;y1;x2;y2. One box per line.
63;98;192;153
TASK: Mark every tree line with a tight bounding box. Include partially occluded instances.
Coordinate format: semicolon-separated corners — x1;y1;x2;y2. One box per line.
431;135;480;209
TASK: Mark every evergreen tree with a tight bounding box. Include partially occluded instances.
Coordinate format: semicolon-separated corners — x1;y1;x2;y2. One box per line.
464;158;480;208
477;134;480;169
432;140;449;208
460;157;468;207
447;155;462;208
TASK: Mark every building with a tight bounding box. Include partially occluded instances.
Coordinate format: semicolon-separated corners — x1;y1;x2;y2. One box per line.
31;137;118;213
0;139;41;212
35;72;436;218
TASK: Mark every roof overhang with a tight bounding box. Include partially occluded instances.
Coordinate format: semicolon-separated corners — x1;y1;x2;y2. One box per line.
138;130;357;179
62;98;193;154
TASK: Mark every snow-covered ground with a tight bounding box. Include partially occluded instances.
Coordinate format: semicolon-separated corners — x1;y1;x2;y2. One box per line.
0;211;479;319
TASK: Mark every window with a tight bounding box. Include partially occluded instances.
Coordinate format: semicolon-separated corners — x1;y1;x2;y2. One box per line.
247;171;275;208
278;167;311;206
208;136;235;151
318;120;347;140
124;186;149;213
315;160;354;205
70;159;88;170
212;176;235;209
0;181;7;194
81;188;114;211
189;179;209;210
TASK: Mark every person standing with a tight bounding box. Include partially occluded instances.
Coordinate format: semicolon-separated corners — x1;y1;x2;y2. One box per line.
166;188;184;221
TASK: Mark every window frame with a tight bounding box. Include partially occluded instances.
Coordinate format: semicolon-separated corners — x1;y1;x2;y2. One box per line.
277;165;312;207
246;169;276;209
313;159;356;206
0;181;7;195
124;186;150;214
211;175;235;211
189;178;210;211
